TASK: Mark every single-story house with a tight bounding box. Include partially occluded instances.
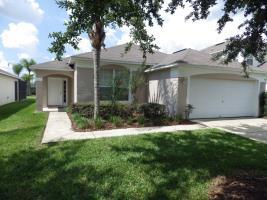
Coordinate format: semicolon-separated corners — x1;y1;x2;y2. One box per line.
0;69;26;106
31;43;267;119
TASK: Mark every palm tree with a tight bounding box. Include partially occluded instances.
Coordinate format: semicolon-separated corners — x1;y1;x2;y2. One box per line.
12;64;23;77
15;58;36;96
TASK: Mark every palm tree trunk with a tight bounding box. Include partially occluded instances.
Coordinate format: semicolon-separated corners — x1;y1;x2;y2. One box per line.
89;20;105;119
93;47;101;119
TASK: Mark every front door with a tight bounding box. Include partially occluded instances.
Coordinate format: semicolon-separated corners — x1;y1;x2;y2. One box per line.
48;77;64;106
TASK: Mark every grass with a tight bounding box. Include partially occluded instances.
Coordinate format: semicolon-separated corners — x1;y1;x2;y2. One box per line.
1;98;267;199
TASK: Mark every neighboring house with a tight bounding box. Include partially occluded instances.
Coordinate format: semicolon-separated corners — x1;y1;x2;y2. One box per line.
31;43;267;119
0;69;26;106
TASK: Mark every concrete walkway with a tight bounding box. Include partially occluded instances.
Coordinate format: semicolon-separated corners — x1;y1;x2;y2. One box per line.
42;112;205;144
195;118;267;143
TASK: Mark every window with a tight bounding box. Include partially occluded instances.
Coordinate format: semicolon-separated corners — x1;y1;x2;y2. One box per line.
99;68;130;101
246;57;253;66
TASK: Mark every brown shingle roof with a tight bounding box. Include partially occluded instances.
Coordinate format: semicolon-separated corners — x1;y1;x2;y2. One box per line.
30;58;74;71
74;44;168;65
201;42;228;54
148;48;244;71
31;44;168;70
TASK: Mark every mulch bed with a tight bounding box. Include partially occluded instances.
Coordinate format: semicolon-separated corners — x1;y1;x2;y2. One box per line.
209;173;267;200
67;112;196;132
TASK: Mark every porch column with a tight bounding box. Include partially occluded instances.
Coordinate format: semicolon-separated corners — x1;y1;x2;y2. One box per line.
186;76;191;105
35;77;43;111
74;66;78;103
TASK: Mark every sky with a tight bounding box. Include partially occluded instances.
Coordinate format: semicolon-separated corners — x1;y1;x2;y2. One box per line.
0;0;245;74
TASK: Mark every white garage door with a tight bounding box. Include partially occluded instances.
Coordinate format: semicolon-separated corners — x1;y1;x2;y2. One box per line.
189;77;258;118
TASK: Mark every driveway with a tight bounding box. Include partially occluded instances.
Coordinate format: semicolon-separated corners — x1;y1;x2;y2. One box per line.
195;118;267;143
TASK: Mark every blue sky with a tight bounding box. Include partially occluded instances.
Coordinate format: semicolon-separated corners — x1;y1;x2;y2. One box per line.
0;0;244;74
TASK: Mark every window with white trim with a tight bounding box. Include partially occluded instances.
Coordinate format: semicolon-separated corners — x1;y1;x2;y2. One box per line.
99;68;130;101
246;56;253;66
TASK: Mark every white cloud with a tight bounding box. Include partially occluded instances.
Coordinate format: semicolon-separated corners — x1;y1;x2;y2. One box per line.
116;2;245;53
0;0;44;24
64;36;91;56
1;22;39;52
0;51;13;74
116;26;131;45
75;37;91;53
17;53;30;60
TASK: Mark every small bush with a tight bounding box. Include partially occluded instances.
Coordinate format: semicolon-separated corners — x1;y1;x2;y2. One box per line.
109;116;123;127
127;117;136;125
72;113;81;121
175;114;183;123
139;103;166;124
137;116;146;125
70;103;133;120
94;117;105;129
72;113;90;129
260;92;267;117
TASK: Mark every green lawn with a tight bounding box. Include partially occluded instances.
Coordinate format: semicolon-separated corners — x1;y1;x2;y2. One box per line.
1;98;267;199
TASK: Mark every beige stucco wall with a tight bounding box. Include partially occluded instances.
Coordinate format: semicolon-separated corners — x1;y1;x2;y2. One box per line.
77;68;94;102
177;77;188;117
148;69;178;116
35;69;74;111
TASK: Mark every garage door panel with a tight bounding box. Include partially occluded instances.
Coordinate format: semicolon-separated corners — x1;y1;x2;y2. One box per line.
189;77;257;118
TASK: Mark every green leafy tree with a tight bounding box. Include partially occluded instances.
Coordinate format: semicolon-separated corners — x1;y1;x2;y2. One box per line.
15;58;36;96
49;0;164;119
12;64;23;77
168;0;267;75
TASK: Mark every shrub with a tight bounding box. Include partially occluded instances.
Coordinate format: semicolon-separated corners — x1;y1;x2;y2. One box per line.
94;117;105;129
109;116;123;127
70;103;133;120
137;115;146;125
127;117;136;125
184;104;194;120
138;103;166;124
175;114;184;123
72;113;90;129
260;92;267;117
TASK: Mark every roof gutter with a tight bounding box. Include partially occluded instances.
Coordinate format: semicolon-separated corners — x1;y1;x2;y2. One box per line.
144;63;178;73
145;62;267;75
72;55;158;66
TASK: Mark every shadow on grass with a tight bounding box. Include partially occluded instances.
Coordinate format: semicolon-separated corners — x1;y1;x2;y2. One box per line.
0;141;123;200
1;129;267;199
111;130;267;199
0;98;35;121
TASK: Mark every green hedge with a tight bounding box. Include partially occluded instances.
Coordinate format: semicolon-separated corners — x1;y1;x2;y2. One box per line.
70;103;134;120
69;102;167;125
260;92;267;117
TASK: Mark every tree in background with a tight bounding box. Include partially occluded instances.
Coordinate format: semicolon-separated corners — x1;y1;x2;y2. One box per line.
49;0;163;119
168;0;267;76
12;64;23;77
14;59;36;96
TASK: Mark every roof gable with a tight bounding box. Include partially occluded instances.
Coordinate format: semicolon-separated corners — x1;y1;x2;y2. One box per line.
74;44;168;65
0;69;18;79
